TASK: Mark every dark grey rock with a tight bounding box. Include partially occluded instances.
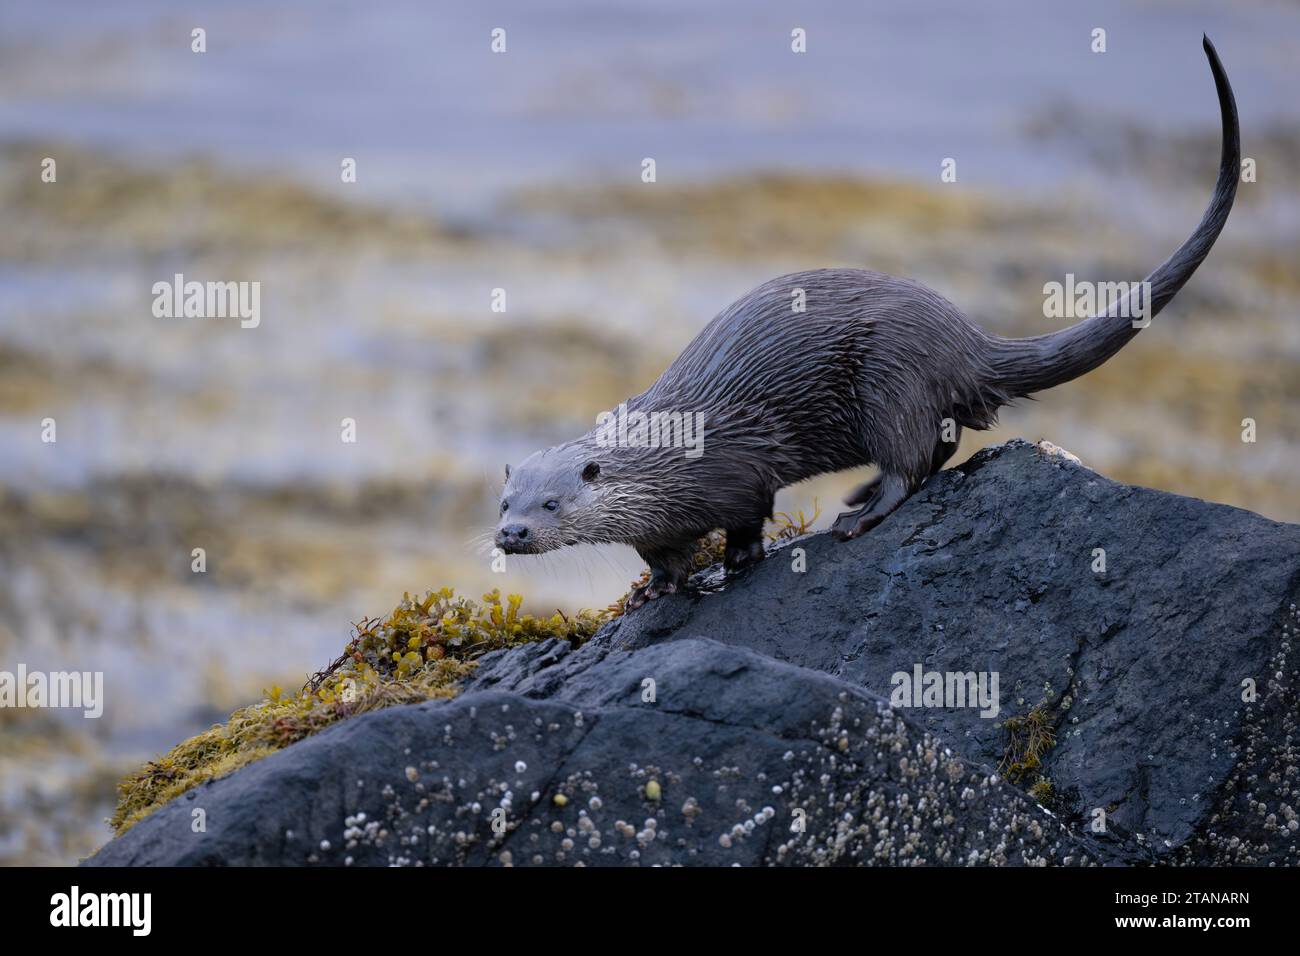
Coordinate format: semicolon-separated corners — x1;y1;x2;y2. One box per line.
87;639;1099;866
494;439;1299;863
87;440;1300;866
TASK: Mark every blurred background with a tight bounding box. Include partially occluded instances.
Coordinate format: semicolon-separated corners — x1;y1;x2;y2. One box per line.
1;0;1297;865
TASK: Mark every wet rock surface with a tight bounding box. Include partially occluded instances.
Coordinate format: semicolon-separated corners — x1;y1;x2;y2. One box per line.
87;440;1300;866
86;640;1100;867
581;441;1300;863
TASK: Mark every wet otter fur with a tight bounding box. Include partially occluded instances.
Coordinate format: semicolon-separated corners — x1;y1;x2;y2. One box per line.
496;37;1239;610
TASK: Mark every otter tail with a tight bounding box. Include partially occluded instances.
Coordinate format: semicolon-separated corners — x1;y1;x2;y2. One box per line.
986;35;1239;400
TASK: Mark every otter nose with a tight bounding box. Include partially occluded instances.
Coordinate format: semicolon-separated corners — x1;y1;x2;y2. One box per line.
496;524;529;548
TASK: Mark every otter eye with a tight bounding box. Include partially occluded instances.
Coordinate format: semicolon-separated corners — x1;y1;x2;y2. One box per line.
544;500;559;512
500;500;509;513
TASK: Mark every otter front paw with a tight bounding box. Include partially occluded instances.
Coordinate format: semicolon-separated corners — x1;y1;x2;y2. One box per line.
626;575;681;610
723;539;765;572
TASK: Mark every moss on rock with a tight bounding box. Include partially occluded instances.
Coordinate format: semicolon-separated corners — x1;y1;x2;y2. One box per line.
110;514;823;835
110;588;611;834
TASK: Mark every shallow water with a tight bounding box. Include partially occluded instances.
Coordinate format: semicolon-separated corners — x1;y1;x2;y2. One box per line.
3;0;1298;208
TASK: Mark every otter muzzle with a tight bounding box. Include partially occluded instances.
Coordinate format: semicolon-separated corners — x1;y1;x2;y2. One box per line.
496;524;531;552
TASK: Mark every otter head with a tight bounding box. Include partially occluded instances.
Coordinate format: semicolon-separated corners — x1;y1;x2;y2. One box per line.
495;445;605;555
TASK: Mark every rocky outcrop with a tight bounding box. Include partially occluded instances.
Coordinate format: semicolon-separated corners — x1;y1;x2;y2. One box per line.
86;440;1300;866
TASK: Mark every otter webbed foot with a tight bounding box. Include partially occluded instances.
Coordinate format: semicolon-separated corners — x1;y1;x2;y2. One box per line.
626;571;683;610
831;473;912;541
627;541;695;611
830;508;885;540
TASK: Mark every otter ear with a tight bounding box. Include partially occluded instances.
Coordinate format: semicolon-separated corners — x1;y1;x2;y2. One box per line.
504;463;511;481
581;461;600;482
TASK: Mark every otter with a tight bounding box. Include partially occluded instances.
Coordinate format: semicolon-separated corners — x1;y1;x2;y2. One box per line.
496;37;1239;610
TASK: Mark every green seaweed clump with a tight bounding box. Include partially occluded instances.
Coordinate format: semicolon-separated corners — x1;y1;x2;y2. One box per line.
998;705;1057;785
1027;778;1055;805
770;500;821;542
110;588;611;834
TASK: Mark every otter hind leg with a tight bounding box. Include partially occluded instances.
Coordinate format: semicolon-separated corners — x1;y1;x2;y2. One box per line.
832;427;960;541
724;521;766;573
831;472;913;541
843;474;882;506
